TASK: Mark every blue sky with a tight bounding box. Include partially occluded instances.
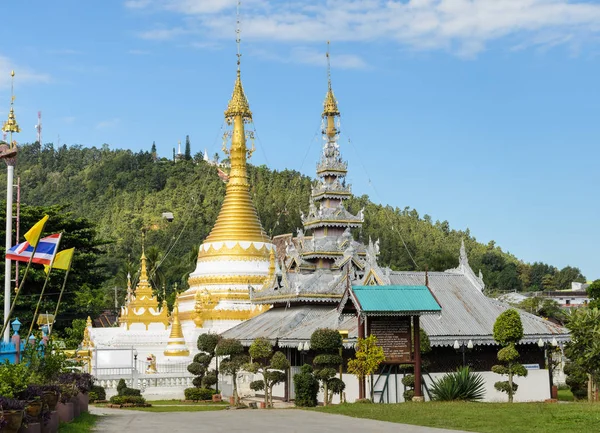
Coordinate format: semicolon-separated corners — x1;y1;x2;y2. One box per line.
0;0;598;280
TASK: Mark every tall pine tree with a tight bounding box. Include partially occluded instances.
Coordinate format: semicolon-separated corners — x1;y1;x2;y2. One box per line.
185;135;192;161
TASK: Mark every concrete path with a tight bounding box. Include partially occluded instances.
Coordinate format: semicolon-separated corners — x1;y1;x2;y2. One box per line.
90;406;474;433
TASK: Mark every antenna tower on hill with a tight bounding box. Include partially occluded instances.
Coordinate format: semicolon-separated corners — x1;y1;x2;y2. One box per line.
35;111;42;145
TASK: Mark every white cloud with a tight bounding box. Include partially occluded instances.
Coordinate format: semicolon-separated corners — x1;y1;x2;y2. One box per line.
128;49;152;55
0;55;51;89
47;49;82;55
137;27;187;40
289;46;366;69
127;0;600;56
96;118;120;129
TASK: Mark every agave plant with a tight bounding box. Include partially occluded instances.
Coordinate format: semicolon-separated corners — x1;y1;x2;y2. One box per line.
430;367;486;402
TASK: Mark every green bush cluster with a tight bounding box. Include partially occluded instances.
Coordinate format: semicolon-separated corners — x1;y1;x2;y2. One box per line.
109;395;147;405
89;385;106;401
293;364;319;407
184;388;215;401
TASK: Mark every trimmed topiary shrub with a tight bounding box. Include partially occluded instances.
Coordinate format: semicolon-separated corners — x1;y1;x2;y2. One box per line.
492;309;526;403
90;385;106;401
293;364;319;407
120;387;141;397
184;387;215;401
311;328;343;406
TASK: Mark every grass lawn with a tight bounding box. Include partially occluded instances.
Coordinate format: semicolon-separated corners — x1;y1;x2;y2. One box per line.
315;402;600;433
58;412;98;433
122;405;229;412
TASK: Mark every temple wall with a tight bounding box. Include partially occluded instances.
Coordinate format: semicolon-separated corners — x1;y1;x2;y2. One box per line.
268;368;551;403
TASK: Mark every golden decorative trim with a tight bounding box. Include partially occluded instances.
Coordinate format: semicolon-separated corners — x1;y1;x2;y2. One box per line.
164;348;190;357
197;242;271;261
187;274;267;287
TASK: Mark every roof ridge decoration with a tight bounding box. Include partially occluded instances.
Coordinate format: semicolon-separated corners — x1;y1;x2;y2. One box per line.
444;239;485;292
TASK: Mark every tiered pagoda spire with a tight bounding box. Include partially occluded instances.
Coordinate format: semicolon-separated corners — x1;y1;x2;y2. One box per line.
299;44;364;270
119;235;169;330
177;5;273;329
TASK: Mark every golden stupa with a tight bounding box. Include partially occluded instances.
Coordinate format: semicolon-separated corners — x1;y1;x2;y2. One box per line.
177;56;273;330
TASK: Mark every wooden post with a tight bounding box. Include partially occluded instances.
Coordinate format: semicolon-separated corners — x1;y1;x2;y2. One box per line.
358;314;365;400
413;315;423;401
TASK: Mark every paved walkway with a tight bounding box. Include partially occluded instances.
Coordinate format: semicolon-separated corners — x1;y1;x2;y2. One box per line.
90;406;473;433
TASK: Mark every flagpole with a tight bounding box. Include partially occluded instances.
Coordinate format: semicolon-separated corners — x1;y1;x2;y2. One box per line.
48;260;72;338
27;270;52;339
0;241;40;339
26;233;62;339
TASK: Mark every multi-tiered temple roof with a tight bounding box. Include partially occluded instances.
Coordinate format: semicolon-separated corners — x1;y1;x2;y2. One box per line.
250;51;370;305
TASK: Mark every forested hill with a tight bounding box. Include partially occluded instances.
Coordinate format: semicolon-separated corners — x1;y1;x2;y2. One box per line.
1;142;586;300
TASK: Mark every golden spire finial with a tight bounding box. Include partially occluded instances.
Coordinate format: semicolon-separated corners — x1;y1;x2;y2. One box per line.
225;0;252;120
86;316;92;327
2;70;21;148
323;42;340;118
236;0;241;72
139;231;149;286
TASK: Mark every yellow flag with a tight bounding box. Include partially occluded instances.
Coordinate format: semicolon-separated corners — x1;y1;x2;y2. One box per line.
24;215;49;247
44;247;75;274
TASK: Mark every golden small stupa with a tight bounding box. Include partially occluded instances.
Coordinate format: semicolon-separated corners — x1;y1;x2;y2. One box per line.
163;302;189;356
119;236;169;330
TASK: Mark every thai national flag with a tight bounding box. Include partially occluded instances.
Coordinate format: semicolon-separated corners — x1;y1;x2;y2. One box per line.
6;233;62;265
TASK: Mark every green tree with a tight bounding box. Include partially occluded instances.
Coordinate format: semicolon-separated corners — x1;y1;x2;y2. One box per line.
564;308;600;402
0;205;111;335
184;135;192;161
63;318;87;349
347;335;385;397
187;333;220;389
246;338;290;408
310;329;344;406
491;309;527;402
554;266;585;291
215;338;248;405
586;280;600;309
516;297;566;324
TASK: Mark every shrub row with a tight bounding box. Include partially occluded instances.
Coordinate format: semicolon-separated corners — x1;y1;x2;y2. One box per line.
184;388;215;401
109;395;147;405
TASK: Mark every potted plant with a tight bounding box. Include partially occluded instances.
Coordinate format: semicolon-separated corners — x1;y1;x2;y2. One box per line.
74;373;93;413
56;384;76;423
0;397;26;433
19;385;45;422
40;385;61;412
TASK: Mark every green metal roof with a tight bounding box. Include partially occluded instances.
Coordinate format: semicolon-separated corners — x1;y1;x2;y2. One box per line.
351;285;442;315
